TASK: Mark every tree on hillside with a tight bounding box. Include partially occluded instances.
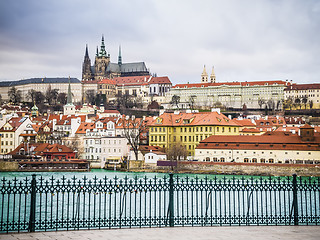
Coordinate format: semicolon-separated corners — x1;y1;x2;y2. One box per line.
8;87;22;104
45;86;59;105
267;99;275;114
258;98;265;110
294;97;301;109
283;97;293;110
57;92;67;104
27;89;37;103
34;91;45;104
302;95;308;109
309;100;314;109
189;95;197;109
170;95;180;109
85;90;96;105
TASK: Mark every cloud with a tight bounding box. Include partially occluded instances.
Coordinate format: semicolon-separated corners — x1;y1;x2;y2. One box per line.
0;0;319;84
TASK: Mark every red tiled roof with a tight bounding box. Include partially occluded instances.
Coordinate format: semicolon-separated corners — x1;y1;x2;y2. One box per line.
285;83;320;91
148;111;239;127
103;109;120;114
75;122;95;134
148;76;172;84
197;131;320;151
114;75;151;86
98;78;116;84
240;128;261;133
233;119;256;127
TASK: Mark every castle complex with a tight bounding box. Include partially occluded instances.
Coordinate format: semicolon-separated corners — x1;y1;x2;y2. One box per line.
82;36;150;81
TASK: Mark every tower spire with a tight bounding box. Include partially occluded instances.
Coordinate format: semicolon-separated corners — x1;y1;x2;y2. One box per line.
85;44;89;58
118;45;122;65
99;35;107;57
96;46;99;56
210;66;216;83
201;65;208;83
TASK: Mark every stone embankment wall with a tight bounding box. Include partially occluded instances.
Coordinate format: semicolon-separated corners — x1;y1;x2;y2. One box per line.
142;161;320;176
0;161;19;171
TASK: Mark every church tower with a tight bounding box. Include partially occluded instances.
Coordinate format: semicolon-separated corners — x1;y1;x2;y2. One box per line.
201;65;208;83
210;66;216;83
94;35;110;80
64;77;76;115
82;44;93;81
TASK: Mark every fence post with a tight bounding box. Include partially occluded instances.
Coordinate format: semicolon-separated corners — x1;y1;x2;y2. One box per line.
292;174;298;226
28;174;37;232
168;173;174;227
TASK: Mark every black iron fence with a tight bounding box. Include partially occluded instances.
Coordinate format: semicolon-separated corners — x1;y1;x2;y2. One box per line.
0;174;319;233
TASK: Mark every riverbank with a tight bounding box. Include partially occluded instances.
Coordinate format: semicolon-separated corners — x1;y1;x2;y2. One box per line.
129;161;320;177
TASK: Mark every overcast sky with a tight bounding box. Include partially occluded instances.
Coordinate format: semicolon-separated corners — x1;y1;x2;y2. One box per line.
0;0;319;85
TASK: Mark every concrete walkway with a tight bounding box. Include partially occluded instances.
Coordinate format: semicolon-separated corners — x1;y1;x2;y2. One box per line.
1;226;320;240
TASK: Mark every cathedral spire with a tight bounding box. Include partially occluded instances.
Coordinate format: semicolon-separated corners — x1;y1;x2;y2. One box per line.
99;35;107;57
118;45;122;65
67;76;73;104
96;46;99;56
85;44;89;58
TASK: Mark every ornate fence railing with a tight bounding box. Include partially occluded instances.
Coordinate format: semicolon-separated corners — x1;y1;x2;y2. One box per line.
0;174;319;233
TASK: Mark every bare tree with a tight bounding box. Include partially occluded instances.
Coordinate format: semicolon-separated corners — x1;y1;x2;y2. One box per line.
85;90;96;105
64;136;84;159
170;95;180;109
267;99;275;114
309;100;314;109
122;116;146;162
27;89;37;103
189;95;197;109
302;95;308;109
45;86;59;105
294;97;301;109
283;97;293;110
258;98;265;110
8;87;22;104
57;92;67;104
166;142;188;172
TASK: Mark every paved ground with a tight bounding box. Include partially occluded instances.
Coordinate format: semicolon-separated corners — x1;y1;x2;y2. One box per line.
1;226;320;240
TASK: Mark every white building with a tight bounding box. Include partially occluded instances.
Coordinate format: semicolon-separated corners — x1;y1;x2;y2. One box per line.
0;78;82;103
144;150;167;164
165;80;287;110
195;125;320;164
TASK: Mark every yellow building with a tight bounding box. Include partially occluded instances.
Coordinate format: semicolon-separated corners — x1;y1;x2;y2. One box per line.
148;110;240;157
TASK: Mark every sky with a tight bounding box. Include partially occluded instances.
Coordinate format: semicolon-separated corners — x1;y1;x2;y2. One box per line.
0;0;320;85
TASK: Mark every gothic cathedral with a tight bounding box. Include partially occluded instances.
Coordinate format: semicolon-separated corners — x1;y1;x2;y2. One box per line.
82;36;150;82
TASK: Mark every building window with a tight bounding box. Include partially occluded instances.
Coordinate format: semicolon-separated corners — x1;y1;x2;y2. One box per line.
244;158;249;163
260;158;265;163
